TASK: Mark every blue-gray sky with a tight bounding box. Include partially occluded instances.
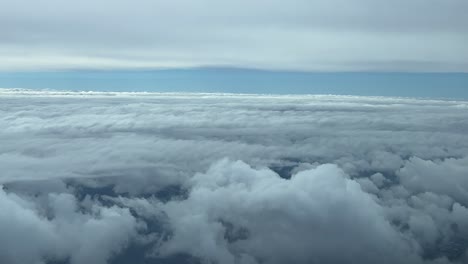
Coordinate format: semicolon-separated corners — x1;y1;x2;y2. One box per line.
1;69;468;99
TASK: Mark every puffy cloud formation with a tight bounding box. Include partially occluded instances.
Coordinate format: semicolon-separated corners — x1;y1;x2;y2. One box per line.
398;157;468;204
1;89;468;263
158;160;418;264
0;187;141;264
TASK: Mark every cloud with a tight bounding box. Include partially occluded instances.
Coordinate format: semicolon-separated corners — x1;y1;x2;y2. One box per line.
0;187;141;264
1;89;468;263
0;0;467;71
398;157;468;205
157;160;421;264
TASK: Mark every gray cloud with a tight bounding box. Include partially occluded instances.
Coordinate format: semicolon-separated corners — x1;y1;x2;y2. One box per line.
0;0;467;71
157;160;421;264
0;187;141;264
1;89;468;263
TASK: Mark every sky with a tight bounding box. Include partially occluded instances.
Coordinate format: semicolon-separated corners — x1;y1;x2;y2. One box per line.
0;0;467;97
2;2;468;263
1;69;468;98
1;0;467;72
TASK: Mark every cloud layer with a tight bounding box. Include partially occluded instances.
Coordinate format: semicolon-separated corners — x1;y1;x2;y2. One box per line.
1;89;468;263
0;0;467;71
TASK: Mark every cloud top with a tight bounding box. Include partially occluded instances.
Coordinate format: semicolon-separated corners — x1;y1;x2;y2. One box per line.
1;90;468;263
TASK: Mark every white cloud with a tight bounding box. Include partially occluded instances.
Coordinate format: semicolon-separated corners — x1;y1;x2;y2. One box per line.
398;157;468;204
1;89;468;263
0;187;141;264
158;160;421;264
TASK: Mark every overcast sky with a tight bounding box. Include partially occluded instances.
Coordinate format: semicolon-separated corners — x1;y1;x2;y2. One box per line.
1;0;468;72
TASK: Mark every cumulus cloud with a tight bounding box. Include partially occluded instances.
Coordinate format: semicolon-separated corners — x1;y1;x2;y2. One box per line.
157;160;420;264
398;157;468;205
0;187;141;264
1;89;468;263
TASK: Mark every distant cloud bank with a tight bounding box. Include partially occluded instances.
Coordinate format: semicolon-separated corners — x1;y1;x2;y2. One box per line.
1;89;468;264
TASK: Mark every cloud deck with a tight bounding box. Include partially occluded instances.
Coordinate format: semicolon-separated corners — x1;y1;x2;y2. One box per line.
1;89;468;264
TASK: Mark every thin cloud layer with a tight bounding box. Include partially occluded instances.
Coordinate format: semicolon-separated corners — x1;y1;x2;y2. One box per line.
0;0;467;71
1;89;468;263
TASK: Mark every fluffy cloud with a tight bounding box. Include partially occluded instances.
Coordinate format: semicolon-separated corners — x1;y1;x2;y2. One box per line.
398;157;468;205
1;89;468;263
0;187;141;264
158;160;420;264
